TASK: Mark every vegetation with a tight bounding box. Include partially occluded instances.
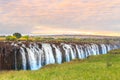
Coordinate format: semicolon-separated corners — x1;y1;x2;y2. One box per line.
26;37;120;44
5;36;17;41
0;49;120;80
0;36;5;41
0;33;120;43
13;33;22;39
2;36;120;44
19;35;29;41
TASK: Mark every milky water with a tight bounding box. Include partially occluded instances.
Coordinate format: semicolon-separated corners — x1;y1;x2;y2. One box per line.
19;43;119;70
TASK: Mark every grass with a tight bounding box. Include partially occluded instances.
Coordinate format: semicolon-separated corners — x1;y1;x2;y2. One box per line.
0;49;120;80
0;37;5;41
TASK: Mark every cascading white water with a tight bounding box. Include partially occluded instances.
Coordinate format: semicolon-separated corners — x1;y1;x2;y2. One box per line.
19;43;120;70
62;44;70;62
42;43;55;65
26;47;38;70
62;44;76;61
91;44;100;55
20;47;27;70
76;45;85;59
34;44;42;69
101;44;107;54
52;44;62;64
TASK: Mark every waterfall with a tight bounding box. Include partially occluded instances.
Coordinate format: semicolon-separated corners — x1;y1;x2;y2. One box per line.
14;49;17;70
52;44;62;64
62;44;76;61
101;44;107;54
76;45;85;59
42;43;55;65
22;44;43;70
20;47;27;70
18;43;120;70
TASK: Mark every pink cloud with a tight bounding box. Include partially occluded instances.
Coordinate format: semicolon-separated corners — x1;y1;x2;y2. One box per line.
0;0;120;34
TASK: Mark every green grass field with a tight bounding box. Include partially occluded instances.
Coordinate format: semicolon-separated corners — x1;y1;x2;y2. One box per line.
0;50;120;80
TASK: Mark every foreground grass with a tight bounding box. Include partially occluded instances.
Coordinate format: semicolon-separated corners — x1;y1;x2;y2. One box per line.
0;50;120;80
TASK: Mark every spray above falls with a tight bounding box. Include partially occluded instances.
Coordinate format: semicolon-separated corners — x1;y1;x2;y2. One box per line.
0;42;120;70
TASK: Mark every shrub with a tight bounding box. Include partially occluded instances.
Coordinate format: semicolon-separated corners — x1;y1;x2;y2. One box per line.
6;36;17;41
21;35;29;41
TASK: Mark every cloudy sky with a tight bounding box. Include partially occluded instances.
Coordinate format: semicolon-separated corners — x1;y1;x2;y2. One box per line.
0;0;120;36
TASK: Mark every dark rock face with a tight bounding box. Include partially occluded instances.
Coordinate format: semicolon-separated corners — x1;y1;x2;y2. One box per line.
0;42;23;70
0;42;15;70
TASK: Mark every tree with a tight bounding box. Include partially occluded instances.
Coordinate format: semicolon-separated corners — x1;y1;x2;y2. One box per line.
13;33;22;39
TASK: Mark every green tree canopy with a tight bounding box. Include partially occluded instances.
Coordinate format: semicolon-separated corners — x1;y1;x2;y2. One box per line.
13;33;22;39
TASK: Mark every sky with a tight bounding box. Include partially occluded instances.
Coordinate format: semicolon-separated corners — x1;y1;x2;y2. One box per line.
0;0;120;36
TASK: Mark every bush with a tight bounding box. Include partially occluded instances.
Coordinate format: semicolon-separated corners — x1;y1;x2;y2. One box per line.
21;35;29;41
6;36;17;41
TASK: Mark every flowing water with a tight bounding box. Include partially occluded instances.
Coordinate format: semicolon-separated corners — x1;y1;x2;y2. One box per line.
17;43;120;70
